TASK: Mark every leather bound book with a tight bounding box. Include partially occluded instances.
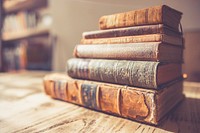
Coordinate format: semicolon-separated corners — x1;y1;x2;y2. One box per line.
80;34;183;46
43;73;184;125
67;58;182;89
83;24;182;39
99;5;182;31
74;42;183;63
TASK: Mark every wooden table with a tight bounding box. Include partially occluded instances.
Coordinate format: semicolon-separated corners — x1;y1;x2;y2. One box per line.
0;72;200;133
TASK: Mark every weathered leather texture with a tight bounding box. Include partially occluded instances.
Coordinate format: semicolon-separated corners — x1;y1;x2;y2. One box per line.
99;5;182;31
74;43;183;63
43;74;157;124
43;73;184;125
83;24;181;39
67;58;159;89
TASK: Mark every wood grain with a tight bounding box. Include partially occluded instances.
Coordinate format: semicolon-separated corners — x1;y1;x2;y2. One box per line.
0;72;200;133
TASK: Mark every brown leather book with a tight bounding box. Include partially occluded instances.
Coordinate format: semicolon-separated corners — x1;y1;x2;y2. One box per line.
43;73;184;125
74;42;183;63
83;24;182;39
67;58;182;89
80;34;183;46
99;5;182;31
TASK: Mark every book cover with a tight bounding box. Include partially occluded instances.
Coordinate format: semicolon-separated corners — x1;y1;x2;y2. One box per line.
99;5;182;31
74;42;183;63
43;73;184;125
67;58;182;89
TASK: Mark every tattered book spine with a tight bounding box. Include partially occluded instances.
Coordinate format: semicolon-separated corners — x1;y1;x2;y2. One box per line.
80;34;183;46
99;5;182;31
74;43;159;61
83;24;181;39
74;43;183;63
43;76;158;125
67;58;158;89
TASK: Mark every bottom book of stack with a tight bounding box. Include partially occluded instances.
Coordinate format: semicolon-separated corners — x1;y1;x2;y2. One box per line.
43;73;184;125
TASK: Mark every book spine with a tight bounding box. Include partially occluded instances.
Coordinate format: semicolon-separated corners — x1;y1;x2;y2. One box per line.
83;24;182;39
74;43;159;61
99;6;163;30
43;75;157;125
83;24;166;39
81;34;163;44
67;58;158;88
81;34;183;46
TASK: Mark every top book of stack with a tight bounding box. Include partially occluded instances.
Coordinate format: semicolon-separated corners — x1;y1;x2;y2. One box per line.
99;5;182;31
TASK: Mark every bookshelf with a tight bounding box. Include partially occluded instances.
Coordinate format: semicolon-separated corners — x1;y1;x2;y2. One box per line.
2;28;49;41
3;0;47;13
0;0;3;71
1;0;53;72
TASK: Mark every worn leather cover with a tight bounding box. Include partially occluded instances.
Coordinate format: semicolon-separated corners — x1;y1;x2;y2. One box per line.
83;24;181;39
43;73;184;125
67;58;182;89
99;5;182;31
80;34;183;46
74;42;183;63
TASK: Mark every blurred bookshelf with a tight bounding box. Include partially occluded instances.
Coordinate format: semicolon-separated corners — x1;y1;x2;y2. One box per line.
2;28;49;41
0;0;54;72
0;0;3;71
3;0;47;13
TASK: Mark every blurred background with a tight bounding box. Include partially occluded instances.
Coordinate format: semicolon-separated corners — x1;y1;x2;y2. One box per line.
0;0;200;82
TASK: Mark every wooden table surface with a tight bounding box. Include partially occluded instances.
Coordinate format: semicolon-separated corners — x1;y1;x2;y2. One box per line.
0;72;200;133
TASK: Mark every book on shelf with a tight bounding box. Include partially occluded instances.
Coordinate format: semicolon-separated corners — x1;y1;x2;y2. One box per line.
80;34;183;46
3;0;48;13
2;8;51;38
83;24;182;39
67;58;182;89
2;41;27;71
3;11;37;34
43;73;184;125
2;37;52;71
99;5;182;31
74;42;183;63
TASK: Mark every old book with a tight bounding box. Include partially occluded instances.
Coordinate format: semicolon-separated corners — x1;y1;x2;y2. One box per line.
83;24;182;39
99;5;182;31
74;42;183;63
80;34;183;46
43;73;184;125
67;58;182;89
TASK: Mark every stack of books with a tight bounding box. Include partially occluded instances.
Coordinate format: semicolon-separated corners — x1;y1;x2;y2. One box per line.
44;5;184;125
